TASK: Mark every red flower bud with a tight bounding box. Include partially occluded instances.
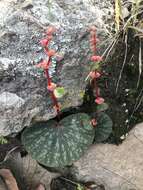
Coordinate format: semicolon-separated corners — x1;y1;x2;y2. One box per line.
89;71;101;79
91;55;102;62
95;97;104;104
36;60;48;69
40;39;49;47
91;119;97;127
47;83;57;92
45;49;56;57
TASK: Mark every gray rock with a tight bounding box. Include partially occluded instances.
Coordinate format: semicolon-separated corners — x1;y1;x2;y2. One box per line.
0;91;57;136
0;57;16;79
0;92;24;108
0;92;25;136
0;0;114;136
0;57;15;70
73;123;143;190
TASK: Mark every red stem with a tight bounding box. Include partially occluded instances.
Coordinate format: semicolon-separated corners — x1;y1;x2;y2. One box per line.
45;57;60;115
90;30;99;98
51;93;60;113
90;30;96;55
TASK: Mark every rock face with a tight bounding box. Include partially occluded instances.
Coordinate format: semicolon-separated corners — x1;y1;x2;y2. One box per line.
74;123;143;190
0;92;25;136
0;0;114;136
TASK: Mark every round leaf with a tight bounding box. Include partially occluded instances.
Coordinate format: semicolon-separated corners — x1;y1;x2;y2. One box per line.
94;113;112;143
22;113;94;167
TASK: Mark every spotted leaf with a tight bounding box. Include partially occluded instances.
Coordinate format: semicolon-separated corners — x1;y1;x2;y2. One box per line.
22;113;94;167
94;113;112;143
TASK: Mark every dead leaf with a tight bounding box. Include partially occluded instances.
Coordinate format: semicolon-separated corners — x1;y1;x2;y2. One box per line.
35;184;45;190
0;169;19;190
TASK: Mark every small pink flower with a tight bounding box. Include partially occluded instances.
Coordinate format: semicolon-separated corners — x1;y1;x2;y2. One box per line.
89;71;101;79
90;119;97;127
91;55;102;62
40;39;49;47
95;97;104;104
47;83;57;92
45;49;56;57
36;60;48;69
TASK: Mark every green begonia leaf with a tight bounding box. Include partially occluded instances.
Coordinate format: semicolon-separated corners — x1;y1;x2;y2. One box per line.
94;113;112;143
22;113;94;167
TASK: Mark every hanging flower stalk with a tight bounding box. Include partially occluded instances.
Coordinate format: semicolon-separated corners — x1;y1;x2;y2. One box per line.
89;26;104;105
36;26;60;114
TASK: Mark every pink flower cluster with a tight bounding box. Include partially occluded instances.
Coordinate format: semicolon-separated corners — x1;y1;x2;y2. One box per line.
89;26;104;105
36;26;60;113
